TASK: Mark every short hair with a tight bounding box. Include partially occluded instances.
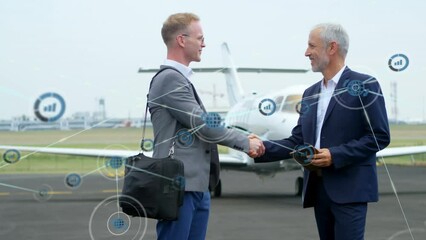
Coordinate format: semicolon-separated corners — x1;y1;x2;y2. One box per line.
161;13;200;46
313;23;349;58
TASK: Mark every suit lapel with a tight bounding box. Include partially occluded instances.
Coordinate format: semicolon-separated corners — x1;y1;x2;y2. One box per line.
190;81;220;188
322;67;351;124
307;83;321;145
190;83;207;112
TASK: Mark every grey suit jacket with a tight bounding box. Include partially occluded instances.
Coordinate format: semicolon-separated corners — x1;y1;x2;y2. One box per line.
148;66;249;192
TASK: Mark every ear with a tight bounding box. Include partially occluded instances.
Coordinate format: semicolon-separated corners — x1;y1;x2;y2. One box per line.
176;34;186;48
328;41;338;55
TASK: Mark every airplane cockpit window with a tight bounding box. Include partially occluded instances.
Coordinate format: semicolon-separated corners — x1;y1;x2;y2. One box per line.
274;96;283;111
282;94;302;113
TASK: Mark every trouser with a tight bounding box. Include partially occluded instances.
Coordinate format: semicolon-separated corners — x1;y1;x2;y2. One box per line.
157;191;210;240
314;178;368;240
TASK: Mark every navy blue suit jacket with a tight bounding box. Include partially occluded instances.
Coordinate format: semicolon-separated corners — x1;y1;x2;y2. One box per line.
255;67;390;208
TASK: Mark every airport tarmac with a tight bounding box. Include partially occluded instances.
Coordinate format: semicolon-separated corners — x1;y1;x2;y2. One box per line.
0;165;425;240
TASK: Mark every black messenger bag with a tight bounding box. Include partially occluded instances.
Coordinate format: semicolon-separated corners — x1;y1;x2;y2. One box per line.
119;67;185;221
119;150;185;221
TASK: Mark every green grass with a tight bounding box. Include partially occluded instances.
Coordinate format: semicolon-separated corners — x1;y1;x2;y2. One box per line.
0;128;141;174
1;154;98;173
0;124;425;173
384;124;426;165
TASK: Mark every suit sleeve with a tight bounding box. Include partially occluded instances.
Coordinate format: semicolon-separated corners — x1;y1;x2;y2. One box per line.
255;125;303;163
255;101;305;163
329;80;391;169
150;70;249;153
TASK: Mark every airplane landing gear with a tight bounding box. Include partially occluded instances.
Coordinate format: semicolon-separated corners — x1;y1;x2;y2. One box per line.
295;177;303;196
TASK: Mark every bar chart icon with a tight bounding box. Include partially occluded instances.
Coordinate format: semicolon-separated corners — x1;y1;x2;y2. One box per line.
393;59;403;66
388;53;409;72
43;103;57;112
33;92;66;122
258;98;276;116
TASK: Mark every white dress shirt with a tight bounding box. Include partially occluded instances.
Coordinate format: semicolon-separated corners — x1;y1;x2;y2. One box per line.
314;66;346;149
163;59;194;80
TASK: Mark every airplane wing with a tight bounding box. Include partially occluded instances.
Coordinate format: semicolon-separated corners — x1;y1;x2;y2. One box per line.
0;145;141;159
1;145;426;165
0;145;249;167
376;145;426;158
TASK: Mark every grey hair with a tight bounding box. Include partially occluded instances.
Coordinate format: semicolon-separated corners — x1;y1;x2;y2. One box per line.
313;23;349;58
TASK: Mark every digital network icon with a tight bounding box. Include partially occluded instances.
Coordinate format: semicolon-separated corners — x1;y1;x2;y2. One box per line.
388;53;409;72
176;129;194;148
33;184;53;201
258;98;276;116
106;213;131;235
295;101;310;115
107;157;124;169
141;139;154;151
113;218;126;230
202;112;224;128
344;79;369;97
2;149;21;164
172;176;186;190
65;173;82;189
33;92;66;122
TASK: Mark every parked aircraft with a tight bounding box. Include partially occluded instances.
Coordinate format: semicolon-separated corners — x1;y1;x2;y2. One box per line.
1;43;426;197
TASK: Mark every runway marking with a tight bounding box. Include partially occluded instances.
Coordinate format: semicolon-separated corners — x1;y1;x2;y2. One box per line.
0;189;118;197
102;189;117;193
49;191;72;195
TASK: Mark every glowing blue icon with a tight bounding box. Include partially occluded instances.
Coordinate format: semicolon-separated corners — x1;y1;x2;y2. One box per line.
33;92;66;122
65;173;82;188
39;189;48;197
258;98;276;116
141;139;154;151
295;101;310;115
3;149;21;164
344;79;369;97
33;184;53;201
202;112;224;128
113;218;126;230
388;53;409;72
176;129;194;148
108;157;124;169
173;176;186;190
293;144;315;164
106;213;131;235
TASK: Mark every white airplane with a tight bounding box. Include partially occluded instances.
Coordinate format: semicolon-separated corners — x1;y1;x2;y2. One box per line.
1;43;426;197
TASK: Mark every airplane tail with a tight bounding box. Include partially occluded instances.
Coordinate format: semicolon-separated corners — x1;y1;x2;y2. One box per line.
221;43;245;106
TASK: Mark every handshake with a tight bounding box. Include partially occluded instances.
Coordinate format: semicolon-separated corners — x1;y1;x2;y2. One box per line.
247;134;265;158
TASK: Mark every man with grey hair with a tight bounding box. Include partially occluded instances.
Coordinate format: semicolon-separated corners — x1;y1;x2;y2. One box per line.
149;13;264;240
255;23;390;239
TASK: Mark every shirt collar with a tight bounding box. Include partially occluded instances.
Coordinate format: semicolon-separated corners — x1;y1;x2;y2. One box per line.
322;65;346;88
163;59;194;79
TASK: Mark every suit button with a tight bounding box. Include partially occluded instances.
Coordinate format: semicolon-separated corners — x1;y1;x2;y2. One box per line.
205;150;210;154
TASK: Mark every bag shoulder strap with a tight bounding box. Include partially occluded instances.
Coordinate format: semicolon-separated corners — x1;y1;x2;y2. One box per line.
140;67;184;156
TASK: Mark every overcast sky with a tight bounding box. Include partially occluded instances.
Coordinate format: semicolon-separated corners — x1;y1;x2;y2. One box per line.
1;0;425;122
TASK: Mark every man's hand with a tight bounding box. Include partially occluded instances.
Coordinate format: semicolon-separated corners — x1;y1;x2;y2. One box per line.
248;134;265;158
311;148;332;167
